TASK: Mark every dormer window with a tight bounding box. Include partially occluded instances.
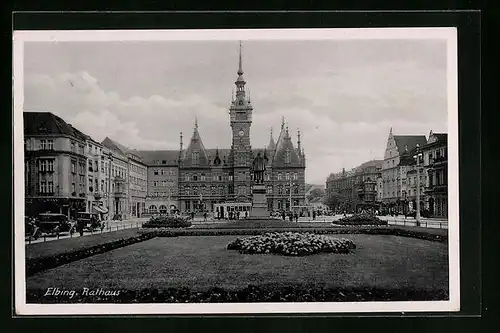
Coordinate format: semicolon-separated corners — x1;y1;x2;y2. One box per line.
239;100;243;105
192;151;199;166
285;150;291;164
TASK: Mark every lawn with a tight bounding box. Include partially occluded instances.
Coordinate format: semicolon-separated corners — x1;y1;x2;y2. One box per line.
26;234;448;293
25;228;141;260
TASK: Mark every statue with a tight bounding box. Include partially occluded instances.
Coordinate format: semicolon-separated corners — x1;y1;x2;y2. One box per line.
252;152;267;184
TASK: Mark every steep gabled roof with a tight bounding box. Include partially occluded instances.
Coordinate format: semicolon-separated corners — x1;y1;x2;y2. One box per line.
181;121;210;167
272;125;302;167
267;130;276;151
393;135;427;155
102;137;129;155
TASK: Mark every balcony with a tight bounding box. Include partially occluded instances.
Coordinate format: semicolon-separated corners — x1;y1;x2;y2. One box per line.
429;156;447;168
425;184;447;194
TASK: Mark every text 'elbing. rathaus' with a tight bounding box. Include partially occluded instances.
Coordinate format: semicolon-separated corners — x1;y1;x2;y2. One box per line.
24;43;307;219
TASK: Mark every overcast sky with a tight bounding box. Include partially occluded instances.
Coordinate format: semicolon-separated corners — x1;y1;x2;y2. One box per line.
23;39;448;184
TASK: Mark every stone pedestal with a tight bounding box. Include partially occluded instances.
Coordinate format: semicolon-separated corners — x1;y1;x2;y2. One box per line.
250;184;269;218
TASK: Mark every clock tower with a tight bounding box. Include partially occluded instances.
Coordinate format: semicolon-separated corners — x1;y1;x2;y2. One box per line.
229;42;253;200
229;42;253;167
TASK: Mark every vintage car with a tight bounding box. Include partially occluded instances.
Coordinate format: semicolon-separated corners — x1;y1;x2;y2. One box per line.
75;212;104;233
36;213;74;236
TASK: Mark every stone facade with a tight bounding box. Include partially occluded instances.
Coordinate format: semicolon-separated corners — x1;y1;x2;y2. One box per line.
24;112;88;218
326;160;383;212
381;128;427;205
422;131;448;217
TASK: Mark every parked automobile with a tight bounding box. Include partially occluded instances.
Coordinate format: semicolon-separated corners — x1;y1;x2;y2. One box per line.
36;213;74;237
75;212;104;235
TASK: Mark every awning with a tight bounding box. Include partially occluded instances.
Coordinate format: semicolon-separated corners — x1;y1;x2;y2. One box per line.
93;206;108;214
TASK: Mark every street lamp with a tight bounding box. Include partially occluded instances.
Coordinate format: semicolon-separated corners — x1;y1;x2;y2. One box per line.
413;144;423;226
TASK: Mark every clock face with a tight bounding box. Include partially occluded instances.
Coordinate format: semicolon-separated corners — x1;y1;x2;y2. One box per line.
238;130;245;137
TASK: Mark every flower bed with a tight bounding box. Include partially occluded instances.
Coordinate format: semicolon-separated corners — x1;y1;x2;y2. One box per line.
142;216;192;229
227;232;356;256
336;212;388;226
27;285;449;303
26;233;156;277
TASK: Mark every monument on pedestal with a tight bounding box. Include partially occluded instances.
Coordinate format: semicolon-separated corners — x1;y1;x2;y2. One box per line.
250;152;269;218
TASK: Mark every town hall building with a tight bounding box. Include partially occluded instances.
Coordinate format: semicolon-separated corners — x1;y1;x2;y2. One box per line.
138;43;307;214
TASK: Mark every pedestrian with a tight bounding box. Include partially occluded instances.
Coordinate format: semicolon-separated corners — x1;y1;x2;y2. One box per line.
281;211;286;221
237;211;240;220
294;212;298;223
245;211;248;219
203;212;207;221
312;211;316;220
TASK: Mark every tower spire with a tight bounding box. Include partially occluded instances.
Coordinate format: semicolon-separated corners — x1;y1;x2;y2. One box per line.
234;41;246;97
238;40;243;75
194;117;198;131
180;132;183;151
297;128;302;152
281;116;285;129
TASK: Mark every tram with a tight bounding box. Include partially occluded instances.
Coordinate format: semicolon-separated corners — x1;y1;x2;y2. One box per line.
213;202;252;219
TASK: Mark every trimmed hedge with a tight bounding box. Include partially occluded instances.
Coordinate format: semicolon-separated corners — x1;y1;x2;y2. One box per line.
335;212;387;226
140;226;447;243
227;232;356;256
26;284;449;303
142;216;192;228
26;233;156;277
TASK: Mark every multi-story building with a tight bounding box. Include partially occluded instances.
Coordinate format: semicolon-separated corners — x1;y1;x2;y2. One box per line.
24;112;87;217
325;159;383;212
80;135;106;214
381;128;427;212
101;138;131;219
397;145;425;215
138;150;180;215
422;131;448;217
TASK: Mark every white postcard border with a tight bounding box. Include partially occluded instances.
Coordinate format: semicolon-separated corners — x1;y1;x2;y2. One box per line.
13;27;460;315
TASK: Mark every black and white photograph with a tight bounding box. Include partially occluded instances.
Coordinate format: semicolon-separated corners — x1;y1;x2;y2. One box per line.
13;28;459;314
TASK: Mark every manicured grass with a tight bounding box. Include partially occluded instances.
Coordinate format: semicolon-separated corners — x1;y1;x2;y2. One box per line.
27;234;448;293
25;228;141;260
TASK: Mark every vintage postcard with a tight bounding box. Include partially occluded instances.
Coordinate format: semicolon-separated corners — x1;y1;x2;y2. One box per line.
13;28;459;315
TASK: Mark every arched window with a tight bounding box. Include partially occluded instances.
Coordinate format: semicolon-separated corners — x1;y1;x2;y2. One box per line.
148;205;158;213
158;205;167;213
